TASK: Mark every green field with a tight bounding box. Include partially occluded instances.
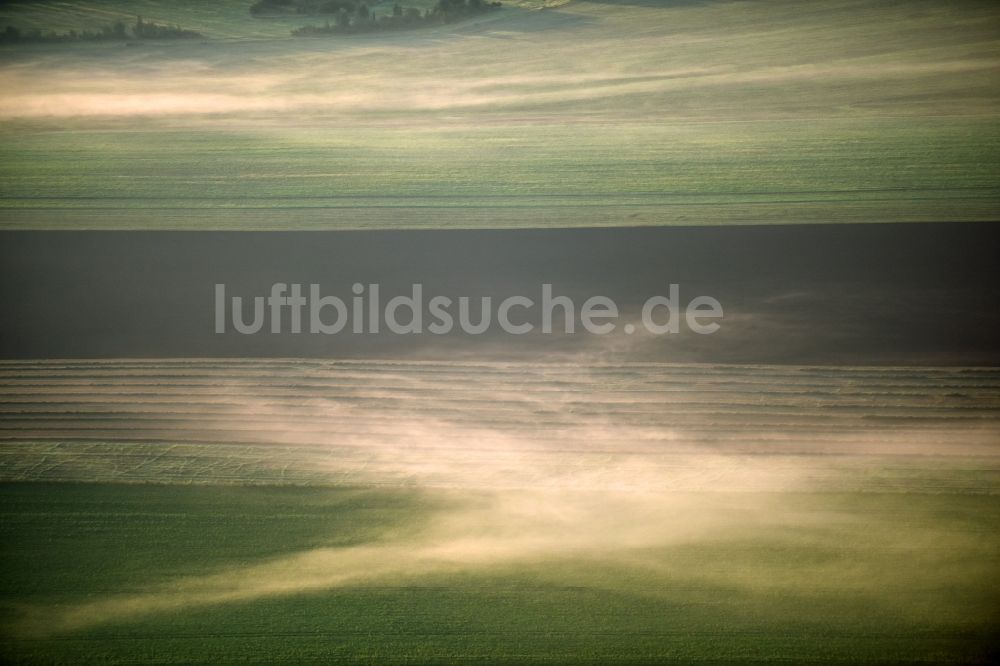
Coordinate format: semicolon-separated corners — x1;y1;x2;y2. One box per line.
1;0;998;229
1;360;998;663
2;483;998;664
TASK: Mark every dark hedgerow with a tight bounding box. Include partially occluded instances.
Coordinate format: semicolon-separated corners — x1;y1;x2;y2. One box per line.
0;16;201;44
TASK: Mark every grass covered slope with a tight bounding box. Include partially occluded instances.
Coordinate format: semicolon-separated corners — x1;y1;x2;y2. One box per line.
1;360;998;662
0;0;998;229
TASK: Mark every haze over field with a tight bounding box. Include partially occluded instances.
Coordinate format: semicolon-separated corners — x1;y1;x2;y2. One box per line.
1;359;999;662
3;360;999;486
0;0;998;228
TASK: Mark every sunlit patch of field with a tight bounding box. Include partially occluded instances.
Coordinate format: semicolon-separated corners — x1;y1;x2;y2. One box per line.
1;359;998;662
1;359;999;488
0;0;998;229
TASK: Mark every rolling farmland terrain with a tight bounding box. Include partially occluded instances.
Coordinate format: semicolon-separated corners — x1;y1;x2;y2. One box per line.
1;359;999;663
1;0;999;663
0;0;998;229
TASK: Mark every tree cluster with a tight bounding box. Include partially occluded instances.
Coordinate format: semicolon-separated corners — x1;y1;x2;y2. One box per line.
250;0;356;16
132;16;202;40
290;0;501;36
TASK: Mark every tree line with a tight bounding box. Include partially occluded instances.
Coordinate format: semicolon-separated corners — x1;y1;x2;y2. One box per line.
0;16;201;45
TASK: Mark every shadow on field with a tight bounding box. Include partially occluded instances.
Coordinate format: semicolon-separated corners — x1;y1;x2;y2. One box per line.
3;223;998;365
